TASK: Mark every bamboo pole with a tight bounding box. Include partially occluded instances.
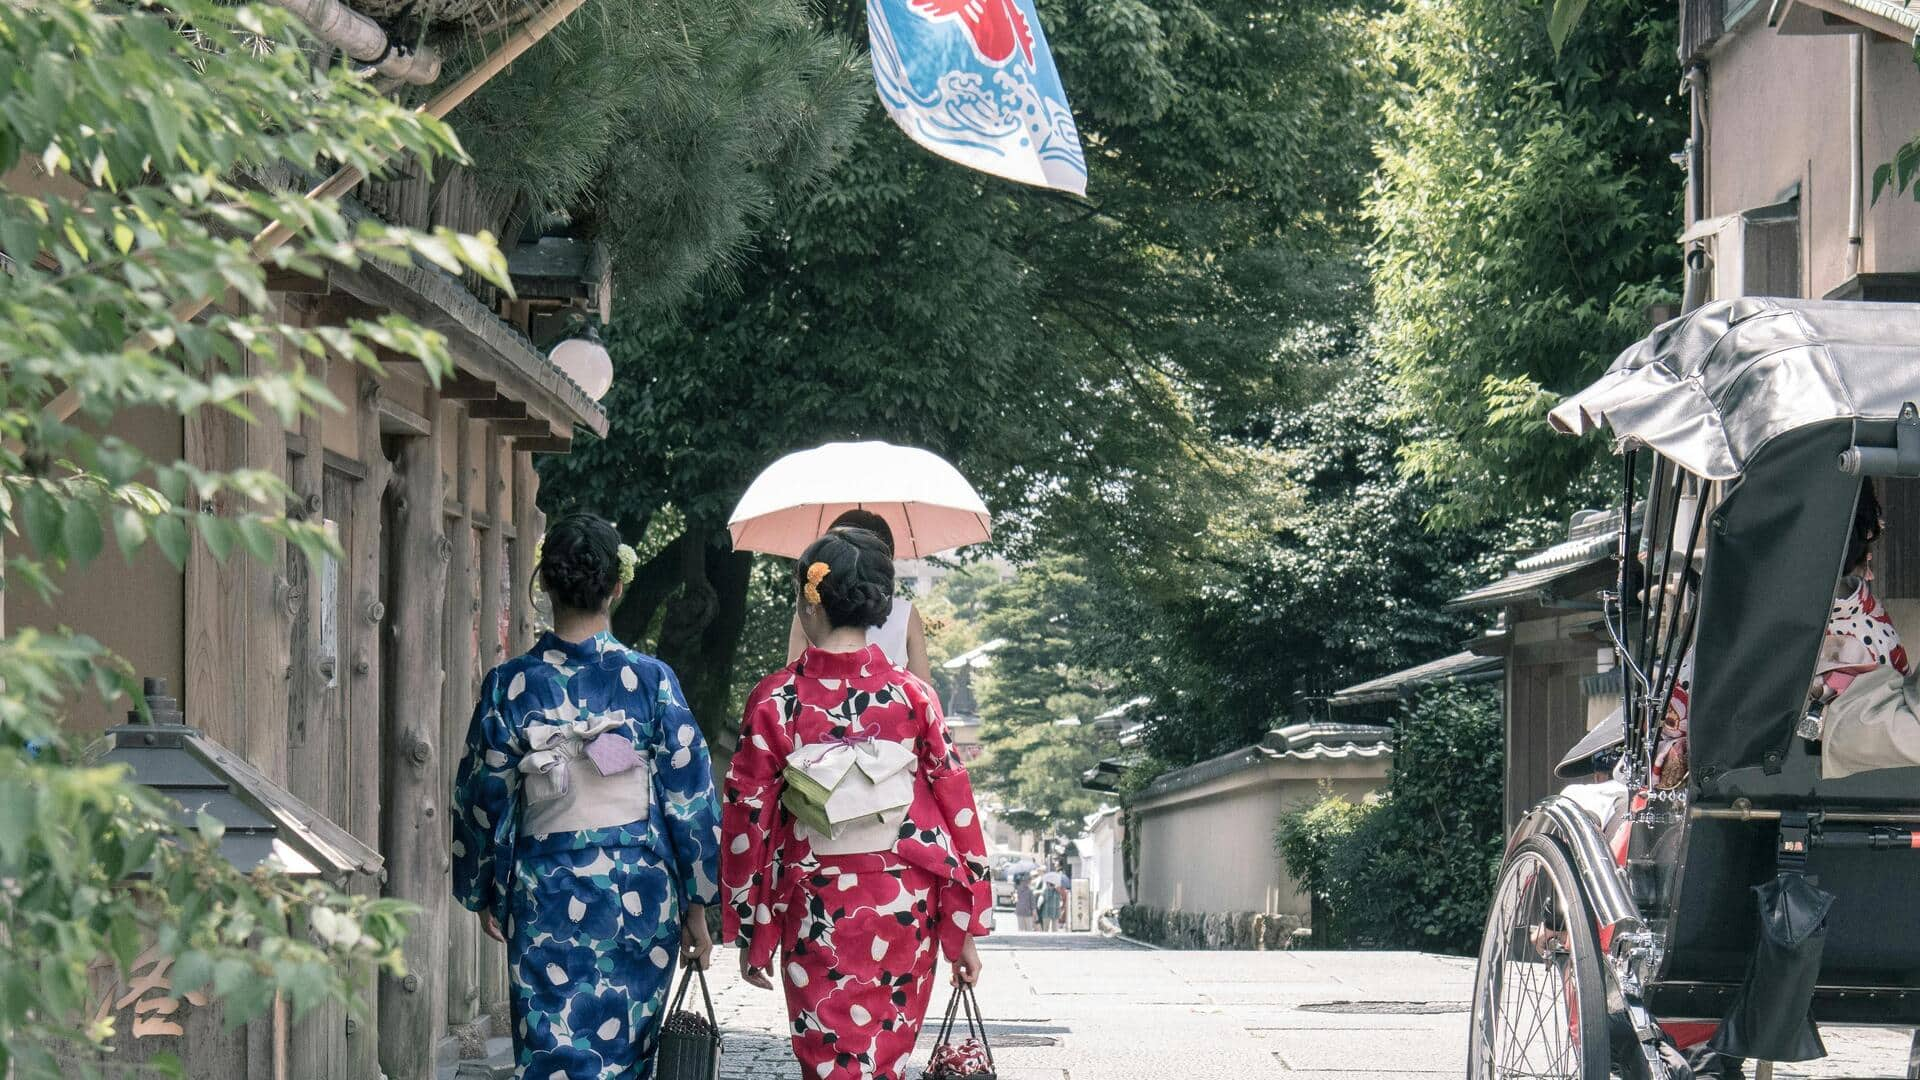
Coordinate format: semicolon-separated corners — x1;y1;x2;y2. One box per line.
35;0;591;430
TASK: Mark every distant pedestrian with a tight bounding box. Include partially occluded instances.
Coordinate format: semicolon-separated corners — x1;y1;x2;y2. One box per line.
785;509;933;681
1043;863;1071;932
1014;872;1037;931
1038;865;1065;931
451;513;721;1080
723;526;990;1080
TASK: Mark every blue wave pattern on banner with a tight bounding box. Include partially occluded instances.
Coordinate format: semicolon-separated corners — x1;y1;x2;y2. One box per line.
868;0;1087;195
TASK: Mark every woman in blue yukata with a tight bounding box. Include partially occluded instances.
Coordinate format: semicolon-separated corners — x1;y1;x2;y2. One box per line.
452;512;723;1079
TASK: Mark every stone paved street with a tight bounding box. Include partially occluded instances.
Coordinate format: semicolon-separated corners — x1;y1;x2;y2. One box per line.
705;930;1919;1079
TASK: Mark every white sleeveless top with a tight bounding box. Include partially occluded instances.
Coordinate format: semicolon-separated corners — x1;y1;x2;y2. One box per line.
867;598;913;667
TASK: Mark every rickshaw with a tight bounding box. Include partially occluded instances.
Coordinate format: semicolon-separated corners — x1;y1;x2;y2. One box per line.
1468;297;1920;1079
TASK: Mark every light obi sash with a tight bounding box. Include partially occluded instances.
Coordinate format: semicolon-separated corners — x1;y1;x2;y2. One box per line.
518;715;651;836
784;736;916;856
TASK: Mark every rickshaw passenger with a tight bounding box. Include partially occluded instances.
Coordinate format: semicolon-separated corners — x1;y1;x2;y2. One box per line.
1625;481;1901;792
1811;480;1909;700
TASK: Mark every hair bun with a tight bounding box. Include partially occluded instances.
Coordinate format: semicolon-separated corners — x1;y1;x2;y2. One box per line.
538;513;623;613
794;527;895;631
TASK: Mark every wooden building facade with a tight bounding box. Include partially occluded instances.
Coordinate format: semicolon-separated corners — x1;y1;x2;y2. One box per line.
10;171;611;1075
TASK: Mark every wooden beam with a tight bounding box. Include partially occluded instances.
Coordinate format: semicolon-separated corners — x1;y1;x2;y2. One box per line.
323;449;370;482
380;391;449;1080
436;374;495;401
515;435;572;454
493;418;554;438
377;396;431;437
374;346;425;369
264;265;331;296
466;397;527;420
308;294;384;326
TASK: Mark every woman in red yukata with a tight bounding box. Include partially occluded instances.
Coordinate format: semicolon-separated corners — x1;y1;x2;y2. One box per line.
721;525;990;1080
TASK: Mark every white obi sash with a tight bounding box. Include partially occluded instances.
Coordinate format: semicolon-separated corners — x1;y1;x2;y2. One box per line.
788;738;916;855
518;715;652;836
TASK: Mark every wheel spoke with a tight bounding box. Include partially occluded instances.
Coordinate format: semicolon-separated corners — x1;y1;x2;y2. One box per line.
1472;849;1591;1080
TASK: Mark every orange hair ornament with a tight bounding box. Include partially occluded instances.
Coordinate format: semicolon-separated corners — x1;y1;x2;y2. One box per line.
804;562;830;605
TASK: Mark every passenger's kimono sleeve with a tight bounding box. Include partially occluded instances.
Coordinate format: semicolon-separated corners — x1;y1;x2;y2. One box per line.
721;682;792;969
917;682;991;958
452;668;520;923
648;663;722;906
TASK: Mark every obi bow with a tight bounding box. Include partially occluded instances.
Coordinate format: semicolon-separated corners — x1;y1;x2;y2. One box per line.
519;715;639;803
785;735;917;830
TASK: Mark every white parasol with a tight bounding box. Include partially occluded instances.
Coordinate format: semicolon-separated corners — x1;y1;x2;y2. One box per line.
727;441;992;559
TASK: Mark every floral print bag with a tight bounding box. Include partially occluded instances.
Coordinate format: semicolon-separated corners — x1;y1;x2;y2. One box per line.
926;983;995;1079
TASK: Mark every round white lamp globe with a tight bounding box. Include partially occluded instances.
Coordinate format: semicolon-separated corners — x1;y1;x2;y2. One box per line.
548;326;613;401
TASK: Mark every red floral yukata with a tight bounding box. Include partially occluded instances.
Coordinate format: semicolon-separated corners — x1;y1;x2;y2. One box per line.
722;644;991;1080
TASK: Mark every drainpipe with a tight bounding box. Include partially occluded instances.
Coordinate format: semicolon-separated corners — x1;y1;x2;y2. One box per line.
1680;61;1712;312
1848;32;1866;281
275;0;443;85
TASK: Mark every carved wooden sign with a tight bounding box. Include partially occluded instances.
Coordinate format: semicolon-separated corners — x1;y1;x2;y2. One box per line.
91;946;211;1039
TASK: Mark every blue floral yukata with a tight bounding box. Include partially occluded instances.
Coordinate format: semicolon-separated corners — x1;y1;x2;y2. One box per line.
452;631;722;1080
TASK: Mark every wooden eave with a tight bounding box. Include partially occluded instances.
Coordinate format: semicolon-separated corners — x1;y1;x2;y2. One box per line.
331;197;609;439
1767;0;1918;40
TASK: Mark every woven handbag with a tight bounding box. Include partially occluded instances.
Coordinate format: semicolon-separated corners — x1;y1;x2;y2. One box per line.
925;982;995;1079
655;963;722;1080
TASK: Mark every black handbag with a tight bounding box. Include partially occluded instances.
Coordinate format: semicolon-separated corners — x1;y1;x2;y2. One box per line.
925;982;995;1079
656;963;722;1080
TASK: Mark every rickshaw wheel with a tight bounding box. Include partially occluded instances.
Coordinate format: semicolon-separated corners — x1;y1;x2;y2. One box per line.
1468;836;1612;1080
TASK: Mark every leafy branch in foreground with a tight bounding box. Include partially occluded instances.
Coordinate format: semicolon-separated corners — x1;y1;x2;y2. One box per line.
0;0;509;1070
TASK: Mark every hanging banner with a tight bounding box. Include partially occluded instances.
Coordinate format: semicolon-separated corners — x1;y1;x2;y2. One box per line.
868;0;1088;195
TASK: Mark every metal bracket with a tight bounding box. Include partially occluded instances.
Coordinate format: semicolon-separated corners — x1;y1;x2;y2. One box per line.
1839;401;1920;476
1778;810;1812;874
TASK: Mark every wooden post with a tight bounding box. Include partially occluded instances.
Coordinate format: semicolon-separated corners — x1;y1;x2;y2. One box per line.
345;371;390;1080
380;389;448;1080
441;404;480;1029
509;452;542;649
286;357;349;1078
475;430;509;1018
185;344;289;782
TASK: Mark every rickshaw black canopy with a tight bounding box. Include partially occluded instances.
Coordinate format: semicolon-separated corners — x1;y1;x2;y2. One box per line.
1552;297;1920;790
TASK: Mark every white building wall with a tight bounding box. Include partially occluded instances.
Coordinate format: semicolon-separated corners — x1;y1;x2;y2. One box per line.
1129;756;1387;918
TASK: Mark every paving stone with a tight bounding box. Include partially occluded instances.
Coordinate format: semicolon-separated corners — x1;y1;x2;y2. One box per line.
469;929;1920;1078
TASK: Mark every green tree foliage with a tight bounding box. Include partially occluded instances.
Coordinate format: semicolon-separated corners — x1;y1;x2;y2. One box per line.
1275;685;1504;953
950;558;1118;839
450;0;869;311
1084;356;1518;767
0;0;506;1068
1368;0;1684;527
540;0;1384;741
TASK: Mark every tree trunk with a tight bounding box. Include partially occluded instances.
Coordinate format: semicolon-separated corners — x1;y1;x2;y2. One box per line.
611;525;754;756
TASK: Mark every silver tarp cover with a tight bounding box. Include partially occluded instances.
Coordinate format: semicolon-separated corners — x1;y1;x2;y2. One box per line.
1549;297;1920;478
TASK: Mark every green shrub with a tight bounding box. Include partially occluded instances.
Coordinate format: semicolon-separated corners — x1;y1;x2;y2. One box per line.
1277;685;1505;954
1275;789;1373;946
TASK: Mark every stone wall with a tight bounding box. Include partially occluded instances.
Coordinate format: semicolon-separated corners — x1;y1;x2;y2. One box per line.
1116;904;1306;950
